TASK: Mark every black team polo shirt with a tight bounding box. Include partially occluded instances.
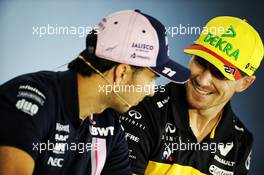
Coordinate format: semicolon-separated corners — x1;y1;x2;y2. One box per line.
121;82;253;175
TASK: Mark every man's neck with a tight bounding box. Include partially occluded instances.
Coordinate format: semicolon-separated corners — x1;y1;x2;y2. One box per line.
77;73;108;120
188;104;225;143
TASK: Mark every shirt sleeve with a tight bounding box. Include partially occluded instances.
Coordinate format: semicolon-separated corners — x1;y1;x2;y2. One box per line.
101;111;132;175
0;79;51;160
120;97;158;175
234;129;253;175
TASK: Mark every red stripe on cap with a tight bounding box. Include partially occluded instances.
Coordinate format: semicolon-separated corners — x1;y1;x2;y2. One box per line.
186;44;242;80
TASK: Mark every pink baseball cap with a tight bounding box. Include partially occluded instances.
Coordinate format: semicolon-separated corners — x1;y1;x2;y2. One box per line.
85;10;190;83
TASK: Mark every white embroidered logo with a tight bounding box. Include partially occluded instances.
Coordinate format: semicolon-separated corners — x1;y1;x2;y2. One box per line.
16;98;39;116
218;142;234;156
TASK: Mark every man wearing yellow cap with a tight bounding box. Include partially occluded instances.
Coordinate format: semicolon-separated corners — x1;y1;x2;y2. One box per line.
120;16;263;175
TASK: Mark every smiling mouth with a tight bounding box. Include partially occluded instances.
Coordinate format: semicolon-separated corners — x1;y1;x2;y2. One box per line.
191;78;213;96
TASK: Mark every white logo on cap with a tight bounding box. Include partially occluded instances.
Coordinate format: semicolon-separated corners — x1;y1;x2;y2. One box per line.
162;67;176;77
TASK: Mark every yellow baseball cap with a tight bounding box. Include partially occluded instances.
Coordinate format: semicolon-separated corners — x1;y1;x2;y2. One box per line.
184;16;264;80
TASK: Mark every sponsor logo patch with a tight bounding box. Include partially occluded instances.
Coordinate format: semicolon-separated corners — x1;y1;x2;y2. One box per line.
56;123;70;133
209;165;233;175
132;42;154;51
214;155;235;167
16;98;39;116
162;143;173;161
165;123;176;134
245;150;252;170
47;156;64;167
162;67;176;77
90;126;114;136
203;27;240;61
224;65;236;75
128;110;142;120
18;84;46;99
218;142;233;156
245;63;256;72
125;132;140;143
156;96;170;108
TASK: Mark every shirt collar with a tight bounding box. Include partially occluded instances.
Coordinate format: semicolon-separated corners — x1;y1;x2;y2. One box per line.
169;83;190;131
212;102;235;142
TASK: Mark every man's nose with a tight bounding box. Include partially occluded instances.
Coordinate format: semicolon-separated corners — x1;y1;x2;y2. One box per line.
196;69;213;87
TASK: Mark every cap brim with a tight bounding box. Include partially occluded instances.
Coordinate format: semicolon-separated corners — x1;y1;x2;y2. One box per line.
150;58;190;84
184;44;242;80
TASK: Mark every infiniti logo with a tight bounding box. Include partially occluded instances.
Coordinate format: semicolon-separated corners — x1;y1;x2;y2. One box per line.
128;110;142;120
165;123;176;133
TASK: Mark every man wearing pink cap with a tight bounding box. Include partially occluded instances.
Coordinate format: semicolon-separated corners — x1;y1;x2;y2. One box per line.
0;10;189;175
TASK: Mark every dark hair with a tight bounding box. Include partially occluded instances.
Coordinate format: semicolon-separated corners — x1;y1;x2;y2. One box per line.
68;50;117;76
68;50;142;76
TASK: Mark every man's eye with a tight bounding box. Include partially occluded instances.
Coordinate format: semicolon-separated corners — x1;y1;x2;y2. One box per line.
194;57;227;80
212;71;228;80
194;58;207;68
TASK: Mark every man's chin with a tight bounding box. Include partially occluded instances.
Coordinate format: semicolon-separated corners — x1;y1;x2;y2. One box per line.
187;95;208;110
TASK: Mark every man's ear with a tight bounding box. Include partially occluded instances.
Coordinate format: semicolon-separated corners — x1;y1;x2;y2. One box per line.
236;75;256;92
113;64;132;84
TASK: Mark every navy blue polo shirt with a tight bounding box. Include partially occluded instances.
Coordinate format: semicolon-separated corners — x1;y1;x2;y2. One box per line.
0;70;131;175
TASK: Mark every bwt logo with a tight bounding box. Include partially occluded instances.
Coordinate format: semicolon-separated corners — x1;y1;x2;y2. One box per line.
16;98;39;116
128;110;142;120
90;126;114;136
